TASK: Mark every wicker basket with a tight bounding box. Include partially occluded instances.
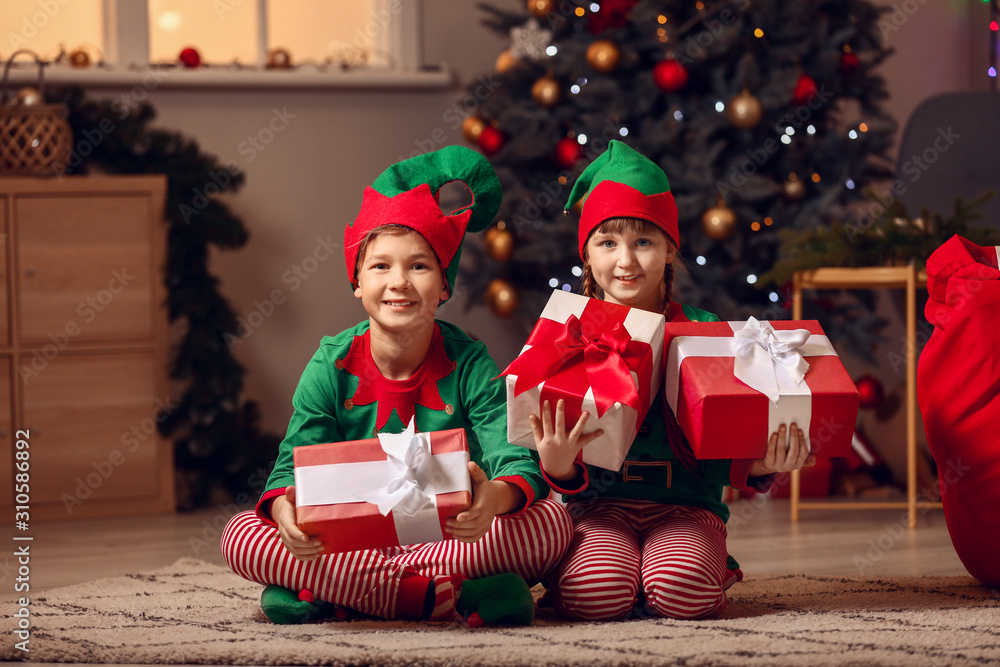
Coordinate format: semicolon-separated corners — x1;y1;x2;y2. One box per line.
0;49;73;176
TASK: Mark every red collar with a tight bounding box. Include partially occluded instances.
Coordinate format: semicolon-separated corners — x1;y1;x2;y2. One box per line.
666;301;688;322
340;325;454;430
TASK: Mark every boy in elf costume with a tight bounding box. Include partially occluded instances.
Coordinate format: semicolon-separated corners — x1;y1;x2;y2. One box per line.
530;141;814;620
222;146;571;626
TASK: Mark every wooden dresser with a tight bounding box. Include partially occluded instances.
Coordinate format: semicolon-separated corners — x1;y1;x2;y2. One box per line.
0;176;175;520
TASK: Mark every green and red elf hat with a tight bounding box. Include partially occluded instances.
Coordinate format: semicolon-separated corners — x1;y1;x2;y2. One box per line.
565;140;679;258
344;145;502;302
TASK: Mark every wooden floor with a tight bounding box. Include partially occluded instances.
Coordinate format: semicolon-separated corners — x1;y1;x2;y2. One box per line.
0;497;968;604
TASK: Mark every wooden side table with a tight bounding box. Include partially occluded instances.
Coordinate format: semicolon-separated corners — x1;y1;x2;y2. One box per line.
790;264;942;528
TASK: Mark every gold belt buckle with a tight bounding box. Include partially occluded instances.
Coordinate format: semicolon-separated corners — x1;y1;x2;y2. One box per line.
622;460;672;487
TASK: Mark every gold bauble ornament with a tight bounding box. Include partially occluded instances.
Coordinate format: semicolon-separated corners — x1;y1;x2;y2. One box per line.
69;48;91;68
782;173;806;201
527;0;555;18
586;39;621;73
496;49;518;74
14;86;43;106
486;278;519;317
726;89;763;129
462;115;486;144
267;47;293;69
531;74;561;107
701;203;737;240
484;224;515;262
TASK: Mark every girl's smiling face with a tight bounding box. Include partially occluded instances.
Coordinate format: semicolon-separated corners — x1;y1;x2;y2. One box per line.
585;221;676;313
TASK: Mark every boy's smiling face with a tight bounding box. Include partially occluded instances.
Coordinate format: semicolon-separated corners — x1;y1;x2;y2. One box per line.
354;230;448;335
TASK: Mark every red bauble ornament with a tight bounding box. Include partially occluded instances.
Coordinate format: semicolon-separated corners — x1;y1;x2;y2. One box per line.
588;0;638;34
478;125;505;156
855;374;885;410
840;51;860;74
792;74;818;105
179;47;202;68
653;59;688;92
554;137;583;169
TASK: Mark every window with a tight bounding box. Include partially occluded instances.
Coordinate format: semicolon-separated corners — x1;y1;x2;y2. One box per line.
2;0;430;82
2;0;103;62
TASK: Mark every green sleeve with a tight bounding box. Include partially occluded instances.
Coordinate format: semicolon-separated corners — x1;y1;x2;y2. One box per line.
681;304;721;322
458;341;549;503
265;343;343;494
697;459;735;486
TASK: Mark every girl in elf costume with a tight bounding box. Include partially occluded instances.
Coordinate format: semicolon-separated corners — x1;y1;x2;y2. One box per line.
222;146;571;626
531;140;815;621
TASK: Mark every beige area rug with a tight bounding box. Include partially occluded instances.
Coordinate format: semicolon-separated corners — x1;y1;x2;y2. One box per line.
2;558;999;667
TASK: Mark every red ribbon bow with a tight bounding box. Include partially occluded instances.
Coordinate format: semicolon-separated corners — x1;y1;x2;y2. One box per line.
501;300;652;419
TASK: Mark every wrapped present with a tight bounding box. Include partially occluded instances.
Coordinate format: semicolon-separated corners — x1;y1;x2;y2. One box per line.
500;290;664;471
293;419;472;553
663;317;859;459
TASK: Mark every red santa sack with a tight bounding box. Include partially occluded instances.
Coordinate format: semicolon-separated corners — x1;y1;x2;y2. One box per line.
917;235;1000;586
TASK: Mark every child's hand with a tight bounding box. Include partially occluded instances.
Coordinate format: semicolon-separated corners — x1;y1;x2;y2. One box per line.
272;486;325;562
748;423;817;477
529;399;604;483
445;462;523;544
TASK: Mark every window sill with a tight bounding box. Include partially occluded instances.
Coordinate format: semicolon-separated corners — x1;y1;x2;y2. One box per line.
6;64;454;92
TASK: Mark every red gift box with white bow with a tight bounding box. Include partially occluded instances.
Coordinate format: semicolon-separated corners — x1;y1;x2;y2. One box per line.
500;290;664;471
663;318;859;459
293;420;472;554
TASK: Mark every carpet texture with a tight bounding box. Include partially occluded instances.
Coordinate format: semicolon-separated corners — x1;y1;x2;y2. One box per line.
2;558;998;666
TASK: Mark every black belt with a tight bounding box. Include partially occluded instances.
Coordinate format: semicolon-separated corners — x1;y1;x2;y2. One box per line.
613;460;673;488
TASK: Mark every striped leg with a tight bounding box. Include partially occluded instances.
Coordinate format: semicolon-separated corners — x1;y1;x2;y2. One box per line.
393;498;574;584
220;510;407;618
640;505;729;619
550;500;642;621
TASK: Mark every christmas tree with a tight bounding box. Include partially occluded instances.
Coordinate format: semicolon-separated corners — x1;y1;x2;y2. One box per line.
460;0;897;351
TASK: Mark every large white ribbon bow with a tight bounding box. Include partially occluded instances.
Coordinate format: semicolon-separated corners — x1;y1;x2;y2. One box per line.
369;418;435;517
733;317;811;404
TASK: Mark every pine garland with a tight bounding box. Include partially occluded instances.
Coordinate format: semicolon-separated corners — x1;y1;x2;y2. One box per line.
760;189;999;285
47;85;279;509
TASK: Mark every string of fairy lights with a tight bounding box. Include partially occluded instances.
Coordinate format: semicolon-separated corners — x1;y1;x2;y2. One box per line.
989;0;999;89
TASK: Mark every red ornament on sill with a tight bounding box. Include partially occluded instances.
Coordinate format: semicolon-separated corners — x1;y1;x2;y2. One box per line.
179;47;202;69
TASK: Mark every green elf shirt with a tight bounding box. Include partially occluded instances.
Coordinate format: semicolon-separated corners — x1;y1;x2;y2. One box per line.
256;319;548;522
547;302;775;524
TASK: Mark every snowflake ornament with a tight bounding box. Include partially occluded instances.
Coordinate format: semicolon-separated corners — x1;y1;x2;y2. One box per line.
510;20;553;61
